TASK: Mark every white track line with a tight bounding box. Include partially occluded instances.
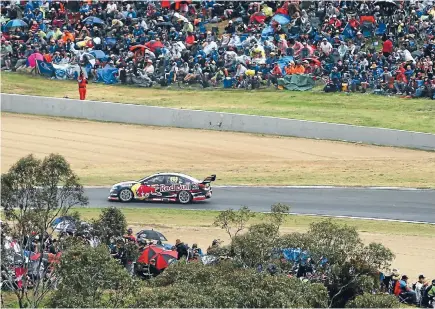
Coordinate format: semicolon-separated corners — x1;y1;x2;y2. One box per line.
178;209;435;225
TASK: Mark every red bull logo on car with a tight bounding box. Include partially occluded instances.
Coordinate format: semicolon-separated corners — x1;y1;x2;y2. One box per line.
132;183;191;200
159;184;191;192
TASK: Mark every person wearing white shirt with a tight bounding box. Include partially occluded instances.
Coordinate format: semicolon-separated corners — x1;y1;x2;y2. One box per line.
107;2;117;14
144;60;155;75
320;38;333;56
235;63;247;77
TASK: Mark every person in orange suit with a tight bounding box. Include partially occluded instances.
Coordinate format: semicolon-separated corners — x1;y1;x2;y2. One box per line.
78;71;88;100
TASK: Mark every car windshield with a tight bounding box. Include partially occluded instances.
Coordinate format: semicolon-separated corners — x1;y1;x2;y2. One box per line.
137;174;200;183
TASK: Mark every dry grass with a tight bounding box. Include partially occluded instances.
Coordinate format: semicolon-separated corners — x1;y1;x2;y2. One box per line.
76;207;435;280
2;113;435;187
2;72;435;133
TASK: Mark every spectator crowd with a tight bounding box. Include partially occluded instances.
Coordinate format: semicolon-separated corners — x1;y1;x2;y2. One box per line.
3;0;435;96
2;222;435;308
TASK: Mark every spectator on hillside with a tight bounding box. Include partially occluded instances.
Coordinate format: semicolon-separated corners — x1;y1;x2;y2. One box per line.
175;239;188;260
395;275;417;305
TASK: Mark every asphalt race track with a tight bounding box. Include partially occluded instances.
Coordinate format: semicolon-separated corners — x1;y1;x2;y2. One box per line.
85;187;435;223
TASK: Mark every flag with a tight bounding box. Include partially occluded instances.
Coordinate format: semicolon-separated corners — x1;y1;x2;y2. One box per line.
342;23;355;39
36;60;54;77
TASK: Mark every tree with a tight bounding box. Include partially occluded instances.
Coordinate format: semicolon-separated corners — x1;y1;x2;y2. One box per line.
47;242;137;308
134;261;329;308
1;154;88;308
213;204;290;267
92;207;127;245
268;203;290;231
345;294;401;308
279;220;395;308
213;206;255;239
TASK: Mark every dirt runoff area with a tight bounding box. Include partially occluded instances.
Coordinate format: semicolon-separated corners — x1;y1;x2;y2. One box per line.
2;113;435;187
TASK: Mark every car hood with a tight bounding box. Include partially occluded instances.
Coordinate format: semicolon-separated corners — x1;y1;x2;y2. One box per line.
112;181;140;188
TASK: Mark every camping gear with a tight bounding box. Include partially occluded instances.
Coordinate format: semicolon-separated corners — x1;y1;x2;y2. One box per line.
223;77;233;88
136;230;167;241
83;16;104;25
51;216;74;227
137;245;164;264
277;74;315;91
154;250;178;270
89;50;106;60
27;53;43;68
271;14;291;25
145;40;164;52
5;19;28;29
130;44;148;52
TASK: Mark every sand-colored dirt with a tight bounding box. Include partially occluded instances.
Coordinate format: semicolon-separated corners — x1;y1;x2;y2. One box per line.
1;113;435;187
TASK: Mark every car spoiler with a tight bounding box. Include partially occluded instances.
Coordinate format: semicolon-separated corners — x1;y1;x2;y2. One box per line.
201;174;216;183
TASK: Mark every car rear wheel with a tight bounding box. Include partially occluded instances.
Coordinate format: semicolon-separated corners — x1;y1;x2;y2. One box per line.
119;189;133;202
177;190;192;204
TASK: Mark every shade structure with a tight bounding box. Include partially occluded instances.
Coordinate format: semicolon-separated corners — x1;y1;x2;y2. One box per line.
83;16;104;25
5;19;28;28
136;229;167;241
155;250;178;270
137;245;164;264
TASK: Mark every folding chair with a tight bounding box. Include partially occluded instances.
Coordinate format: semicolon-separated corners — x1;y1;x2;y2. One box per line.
376;23;387;36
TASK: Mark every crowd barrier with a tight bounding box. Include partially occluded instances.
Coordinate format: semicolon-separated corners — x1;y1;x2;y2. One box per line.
1;93;434;151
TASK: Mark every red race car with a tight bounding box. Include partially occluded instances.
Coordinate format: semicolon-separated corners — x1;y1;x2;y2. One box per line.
108;173;216;204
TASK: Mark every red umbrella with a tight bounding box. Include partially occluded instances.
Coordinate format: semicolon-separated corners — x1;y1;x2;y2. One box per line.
145;40;164;53
155;250;178;270
303;57;321;67
130;44;148;52
137;245;164;264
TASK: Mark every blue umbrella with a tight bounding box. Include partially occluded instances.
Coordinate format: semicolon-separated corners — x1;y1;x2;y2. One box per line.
271;14;291;25
5;19;28;28
83;16;104;25
90;50;106;59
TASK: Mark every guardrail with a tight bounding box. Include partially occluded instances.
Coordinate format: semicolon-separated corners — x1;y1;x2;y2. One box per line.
2;93;434;150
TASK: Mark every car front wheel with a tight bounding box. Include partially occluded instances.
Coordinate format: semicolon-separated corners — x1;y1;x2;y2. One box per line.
119;189;133;202
177;190;192;204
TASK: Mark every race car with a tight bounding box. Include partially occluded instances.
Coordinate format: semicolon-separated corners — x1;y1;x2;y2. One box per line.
108;173;216;204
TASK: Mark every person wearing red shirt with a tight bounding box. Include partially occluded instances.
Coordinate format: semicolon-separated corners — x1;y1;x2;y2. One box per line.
394;70;408;94
77;71;88;100
382;38;393;57
185;32;196;48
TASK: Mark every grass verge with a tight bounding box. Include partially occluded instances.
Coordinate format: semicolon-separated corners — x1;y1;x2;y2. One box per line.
2;72;435;133
76;208;435;237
